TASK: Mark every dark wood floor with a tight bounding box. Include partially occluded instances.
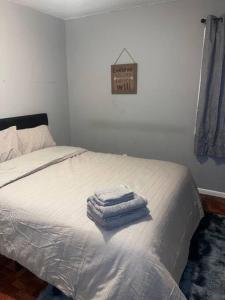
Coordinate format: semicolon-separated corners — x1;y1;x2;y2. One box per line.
0;255;46;300
201;194;225;215
0;193;225;299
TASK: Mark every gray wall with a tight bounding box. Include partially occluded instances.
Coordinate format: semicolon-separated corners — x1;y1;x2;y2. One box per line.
0;0;70;145
66;0;225;193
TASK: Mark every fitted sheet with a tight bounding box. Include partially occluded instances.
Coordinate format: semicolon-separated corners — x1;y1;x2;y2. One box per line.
0;146;203;300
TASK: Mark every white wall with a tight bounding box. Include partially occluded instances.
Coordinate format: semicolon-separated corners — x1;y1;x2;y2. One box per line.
0;0;70;144
66;0;225;192
1;0;225;193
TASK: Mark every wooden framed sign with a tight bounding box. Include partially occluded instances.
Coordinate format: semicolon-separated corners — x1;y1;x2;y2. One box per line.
111;63;137;94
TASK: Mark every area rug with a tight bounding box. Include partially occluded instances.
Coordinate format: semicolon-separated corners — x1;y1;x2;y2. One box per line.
37;285;72;300
180;213;225;299
38;213;225;300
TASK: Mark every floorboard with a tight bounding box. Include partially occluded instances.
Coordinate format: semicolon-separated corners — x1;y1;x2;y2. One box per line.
0;255;46;300
200;193;225;215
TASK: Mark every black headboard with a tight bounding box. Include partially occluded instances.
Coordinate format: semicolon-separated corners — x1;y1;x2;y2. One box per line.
0;113;48;131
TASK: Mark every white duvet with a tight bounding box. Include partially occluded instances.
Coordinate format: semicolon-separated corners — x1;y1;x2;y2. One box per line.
0;146;203;300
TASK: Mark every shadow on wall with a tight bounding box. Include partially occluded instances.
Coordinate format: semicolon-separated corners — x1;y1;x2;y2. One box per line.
89;119;189;134
89;119;225;166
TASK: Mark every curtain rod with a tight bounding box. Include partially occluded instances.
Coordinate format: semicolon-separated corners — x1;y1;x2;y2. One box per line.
201;17;223;24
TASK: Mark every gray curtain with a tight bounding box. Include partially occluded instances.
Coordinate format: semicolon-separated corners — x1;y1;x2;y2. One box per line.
194;15;225;158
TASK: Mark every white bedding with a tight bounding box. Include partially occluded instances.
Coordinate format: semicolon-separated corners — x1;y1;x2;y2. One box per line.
0;146;203;300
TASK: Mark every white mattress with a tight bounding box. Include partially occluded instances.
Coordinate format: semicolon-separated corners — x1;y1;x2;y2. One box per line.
0;146;203;300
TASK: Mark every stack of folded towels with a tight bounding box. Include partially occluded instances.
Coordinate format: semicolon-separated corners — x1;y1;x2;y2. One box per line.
87;185;149;230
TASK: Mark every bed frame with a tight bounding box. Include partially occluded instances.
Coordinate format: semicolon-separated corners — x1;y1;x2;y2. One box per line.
0;113;48;131
0;113;48;272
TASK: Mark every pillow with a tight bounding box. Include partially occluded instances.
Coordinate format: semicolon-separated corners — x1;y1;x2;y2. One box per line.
17;125;56;154
0;126;21;163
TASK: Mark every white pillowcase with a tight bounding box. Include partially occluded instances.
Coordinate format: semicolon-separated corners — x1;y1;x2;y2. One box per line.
18;125;56;155
0;126;21;163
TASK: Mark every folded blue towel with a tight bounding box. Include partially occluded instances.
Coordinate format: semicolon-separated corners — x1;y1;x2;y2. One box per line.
87;195;148;219
87;205;150;230
94;185;134;206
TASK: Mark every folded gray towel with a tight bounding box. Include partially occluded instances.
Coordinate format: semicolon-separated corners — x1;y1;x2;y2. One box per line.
87;206;150;230
87;195;148;219
94;185;134;206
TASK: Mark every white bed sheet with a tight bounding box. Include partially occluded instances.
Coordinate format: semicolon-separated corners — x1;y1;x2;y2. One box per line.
0;146;203;300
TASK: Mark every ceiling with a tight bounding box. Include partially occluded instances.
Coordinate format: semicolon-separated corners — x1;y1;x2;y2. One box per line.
9;0;176;20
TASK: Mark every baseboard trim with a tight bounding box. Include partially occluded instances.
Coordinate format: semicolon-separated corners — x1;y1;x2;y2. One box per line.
198;188;225;199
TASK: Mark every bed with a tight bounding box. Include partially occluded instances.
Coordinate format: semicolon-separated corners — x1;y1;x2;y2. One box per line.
0;114;203;300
